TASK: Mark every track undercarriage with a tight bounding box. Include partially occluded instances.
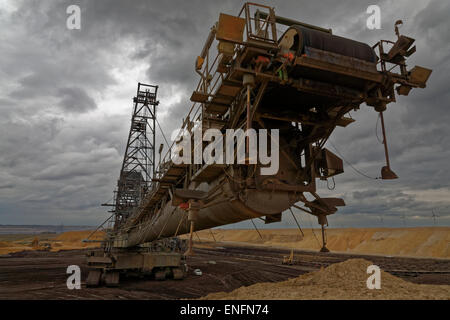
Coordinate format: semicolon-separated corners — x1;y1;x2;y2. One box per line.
86;238;187;287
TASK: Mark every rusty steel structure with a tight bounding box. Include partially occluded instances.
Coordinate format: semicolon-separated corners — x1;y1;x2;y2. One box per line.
113;83;158;228
87;3;431;284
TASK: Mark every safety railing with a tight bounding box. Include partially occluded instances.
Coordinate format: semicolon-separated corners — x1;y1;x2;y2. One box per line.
238;2;278;45
373;40;398;73
142;2;281;211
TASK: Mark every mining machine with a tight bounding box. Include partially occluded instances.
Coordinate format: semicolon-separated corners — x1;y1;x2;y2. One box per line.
86;3;431;286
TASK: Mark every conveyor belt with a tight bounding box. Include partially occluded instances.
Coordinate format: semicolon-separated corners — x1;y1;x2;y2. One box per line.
280;25;378;63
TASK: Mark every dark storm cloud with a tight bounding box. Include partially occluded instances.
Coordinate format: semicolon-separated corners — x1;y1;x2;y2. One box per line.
71;0;237;87
58;87;97;113
0;0;449;227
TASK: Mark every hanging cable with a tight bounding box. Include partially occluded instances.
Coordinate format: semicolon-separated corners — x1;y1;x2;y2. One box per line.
155;117;171;149
209;229;217;242
293;204;322;249
288;208;304;237
157;206;177;239
250;219;263;240
84;213;115;241
305;213;322;249
101;195;115;206
174;213;186;237
329;141;379;180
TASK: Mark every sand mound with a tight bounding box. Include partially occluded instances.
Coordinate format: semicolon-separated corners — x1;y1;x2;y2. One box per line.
194;227;450;258
0;230;105;254
55;230;104;242
50;230;105;251
0;244;30;255
202;258;450;300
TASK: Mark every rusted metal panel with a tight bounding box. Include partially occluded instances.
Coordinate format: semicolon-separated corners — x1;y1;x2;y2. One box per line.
265;213;282;224
385;35;415;62
204;102;229;114
314;148;344;180
165;166;185;177
216;13;246;43
217;41;235;55
191;164;226;183
280;25;377;63
304;47;378;73
217;83;242;97
86;270;102;287
114;253;144;269
306;197;345;216
202;117;227;130
211;94;235;105
294;53;383;83
173;189;207;205
87;256;113;265
290;77;364;99
190;91;209;103
143;253;181;270
409;66;432;87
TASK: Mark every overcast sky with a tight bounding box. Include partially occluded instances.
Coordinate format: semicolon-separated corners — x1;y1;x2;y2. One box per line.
0;0;449;228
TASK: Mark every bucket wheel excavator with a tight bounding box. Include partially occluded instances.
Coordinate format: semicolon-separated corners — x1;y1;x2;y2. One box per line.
85;3;431;286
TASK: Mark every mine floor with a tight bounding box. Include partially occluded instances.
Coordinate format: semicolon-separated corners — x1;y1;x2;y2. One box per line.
0;242;449;299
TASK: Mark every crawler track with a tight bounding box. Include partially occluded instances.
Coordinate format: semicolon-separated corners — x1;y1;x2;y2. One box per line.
0;243;448;299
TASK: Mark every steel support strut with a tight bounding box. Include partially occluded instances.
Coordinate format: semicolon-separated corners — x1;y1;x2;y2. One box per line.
379;112;398;180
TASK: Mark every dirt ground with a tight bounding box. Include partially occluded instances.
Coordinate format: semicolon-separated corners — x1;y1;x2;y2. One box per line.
0;242;449;300
203;258;450;300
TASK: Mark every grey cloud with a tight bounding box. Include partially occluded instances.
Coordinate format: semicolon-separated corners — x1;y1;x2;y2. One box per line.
58;87;97;113
0;0;449;227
